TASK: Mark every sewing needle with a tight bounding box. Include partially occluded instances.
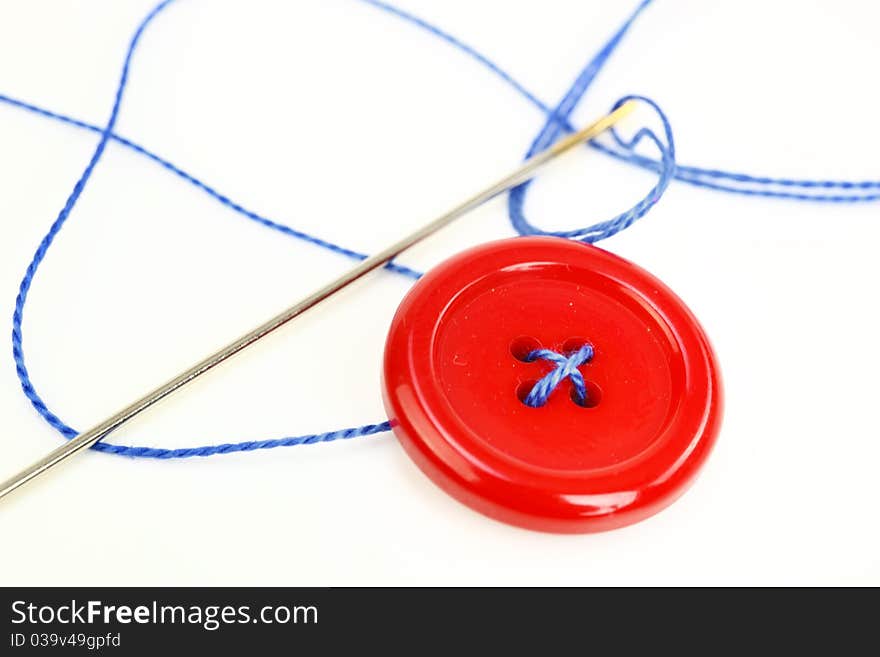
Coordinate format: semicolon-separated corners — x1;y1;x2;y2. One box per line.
0;100;635;501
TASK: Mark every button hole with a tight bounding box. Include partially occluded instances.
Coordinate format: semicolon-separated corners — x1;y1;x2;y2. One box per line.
516;379;541;406
562;336;592;358
510;336;542;362
570;381;602;408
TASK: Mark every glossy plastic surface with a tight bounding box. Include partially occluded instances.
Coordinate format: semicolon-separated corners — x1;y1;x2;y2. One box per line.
382;237;722;533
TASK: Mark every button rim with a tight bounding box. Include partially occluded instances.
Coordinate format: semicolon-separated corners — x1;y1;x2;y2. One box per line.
383;236;723;533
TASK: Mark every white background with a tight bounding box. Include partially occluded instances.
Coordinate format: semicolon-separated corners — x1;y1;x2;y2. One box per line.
0;0;878;586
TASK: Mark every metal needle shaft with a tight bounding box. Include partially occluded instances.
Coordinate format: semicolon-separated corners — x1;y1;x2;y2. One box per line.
0;101;635;501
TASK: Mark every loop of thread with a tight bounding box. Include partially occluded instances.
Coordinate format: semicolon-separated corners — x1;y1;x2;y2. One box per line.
5;0;878;459
523;345;595;408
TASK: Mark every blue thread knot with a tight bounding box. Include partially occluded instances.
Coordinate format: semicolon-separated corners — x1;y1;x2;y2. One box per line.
523;344;595;407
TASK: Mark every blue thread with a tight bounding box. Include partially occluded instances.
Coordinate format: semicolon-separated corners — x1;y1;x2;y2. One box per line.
3;0;877;459
0;93;423;281
507;1;671;241
364;0;879;203
523;345;595;408
509;95;676;243
95;422;392;459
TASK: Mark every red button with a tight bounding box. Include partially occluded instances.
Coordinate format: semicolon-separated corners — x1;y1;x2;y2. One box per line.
382;237;722;533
